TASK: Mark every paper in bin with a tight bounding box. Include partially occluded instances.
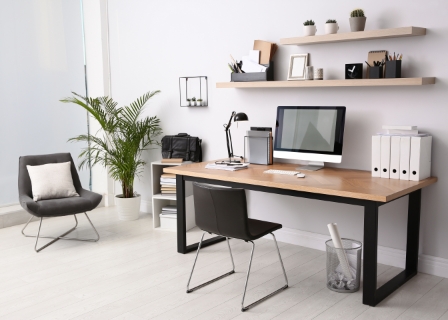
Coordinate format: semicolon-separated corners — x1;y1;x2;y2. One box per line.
327;223;353;280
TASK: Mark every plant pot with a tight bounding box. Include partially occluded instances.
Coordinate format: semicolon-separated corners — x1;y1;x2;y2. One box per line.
349;17;366;32
325;23;339;34
193;101;197;106
197;101;202;106
187;101;191;106
115;194;141;221
303;25;317;36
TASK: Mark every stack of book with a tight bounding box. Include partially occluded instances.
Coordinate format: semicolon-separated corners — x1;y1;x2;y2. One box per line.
160;174;176;194
160;205;177;217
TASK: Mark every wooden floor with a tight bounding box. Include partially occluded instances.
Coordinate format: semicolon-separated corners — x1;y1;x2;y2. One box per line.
1;207;447;320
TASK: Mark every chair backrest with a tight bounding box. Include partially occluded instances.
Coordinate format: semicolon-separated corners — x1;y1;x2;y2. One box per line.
192;183;251;240
18;153;82;199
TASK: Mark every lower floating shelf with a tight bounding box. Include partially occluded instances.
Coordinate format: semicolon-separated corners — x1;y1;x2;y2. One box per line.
216;77;435;89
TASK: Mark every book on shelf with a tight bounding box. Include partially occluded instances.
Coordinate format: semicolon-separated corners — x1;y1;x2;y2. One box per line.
160;180;176;184
162;205;177;212
161;174;175;179
161;190;176;194
161;184;176;188
160;211;177;216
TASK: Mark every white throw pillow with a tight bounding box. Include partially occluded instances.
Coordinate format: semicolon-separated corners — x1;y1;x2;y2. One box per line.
26;161;79;201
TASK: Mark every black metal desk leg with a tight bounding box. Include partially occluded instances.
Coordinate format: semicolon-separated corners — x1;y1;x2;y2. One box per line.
406;189;421;273
176;175;187;254
363;201;379;306
363;190;422;306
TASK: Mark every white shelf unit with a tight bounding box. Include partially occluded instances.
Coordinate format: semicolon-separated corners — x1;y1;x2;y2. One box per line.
151;161;195;231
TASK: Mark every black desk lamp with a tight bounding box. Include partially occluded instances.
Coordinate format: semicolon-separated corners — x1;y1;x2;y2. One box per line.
221;111;248;164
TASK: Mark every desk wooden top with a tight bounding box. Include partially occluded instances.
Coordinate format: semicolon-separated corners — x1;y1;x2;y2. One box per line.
164;161;437;202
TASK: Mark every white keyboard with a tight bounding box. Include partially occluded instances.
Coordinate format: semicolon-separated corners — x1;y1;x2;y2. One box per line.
264;169;302;176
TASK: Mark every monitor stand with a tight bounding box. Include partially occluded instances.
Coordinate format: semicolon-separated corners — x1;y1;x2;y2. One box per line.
297;161;324;171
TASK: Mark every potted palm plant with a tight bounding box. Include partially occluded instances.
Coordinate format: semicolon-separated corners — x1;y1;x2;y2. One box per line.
61;91;162;221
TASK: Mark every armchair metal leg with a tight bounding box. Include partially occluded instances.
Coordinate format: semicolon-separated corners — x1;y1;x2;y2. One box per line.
241;233;289;312
22;213;100;253
186;232;235;293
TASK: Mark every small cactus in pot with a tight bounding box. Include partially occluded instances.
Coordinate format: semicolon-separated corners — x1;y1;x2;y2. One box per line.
349;9;366;32
303;20;317;36
325;19;339;34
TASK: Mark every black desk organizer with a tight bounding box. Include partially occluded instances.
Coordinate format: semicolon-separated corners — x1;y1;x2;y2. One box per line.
231;61;274;82
385;60;402;78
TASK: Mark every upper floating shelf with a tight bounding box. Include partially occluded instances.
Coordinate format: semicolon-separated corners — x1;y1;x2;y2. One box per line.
216;78;436;89
280;26;426;46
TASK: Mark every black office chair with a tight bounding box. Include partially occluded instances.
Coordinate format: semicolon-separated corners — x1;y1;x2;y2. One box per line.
18;153;102;252
188;183;288;312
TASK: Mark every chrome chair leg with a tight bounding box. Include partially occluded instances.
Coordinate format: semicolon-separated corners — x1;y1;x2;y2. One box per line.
22;212;100;252
187;232;235;293
272;233;289;287
241;234;289;312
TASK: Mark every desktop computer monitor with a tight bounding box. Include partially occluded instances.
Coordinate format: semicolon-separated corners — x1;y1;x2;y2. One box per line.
273;106;346;171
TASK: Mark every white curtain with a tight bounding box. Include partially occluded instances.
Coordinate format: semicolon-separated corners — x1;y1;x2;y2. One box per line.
0;0;89;205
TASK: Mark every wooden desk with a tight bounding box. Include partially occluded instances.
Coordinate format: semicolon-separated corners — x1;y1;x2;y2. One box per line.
164;161;437;306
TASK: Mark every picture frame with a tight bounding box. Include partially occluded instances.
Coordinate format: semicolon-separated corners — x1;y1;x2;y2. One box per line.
287;53;309;81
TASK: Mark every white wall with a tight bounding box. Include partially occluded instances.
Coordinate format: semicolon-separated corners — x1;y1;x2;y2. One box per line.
107;0;448;260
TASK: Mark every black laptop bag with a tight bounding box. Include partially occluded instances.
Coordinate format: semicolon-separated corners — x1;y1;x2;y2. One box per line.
161;133;202;162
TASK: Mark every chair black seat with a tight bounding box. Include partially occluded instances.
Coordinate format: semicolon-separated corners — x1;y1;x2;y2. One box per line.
247;218;282;241
22;190;102;218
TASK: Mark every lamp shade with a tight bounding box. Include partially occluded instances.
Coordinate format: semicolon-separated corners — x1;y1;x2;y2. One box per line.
234;112;248;122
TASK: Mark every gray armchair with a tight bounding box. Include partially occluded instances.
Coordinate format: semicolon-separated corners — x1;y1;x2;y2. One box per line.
18;153;102;252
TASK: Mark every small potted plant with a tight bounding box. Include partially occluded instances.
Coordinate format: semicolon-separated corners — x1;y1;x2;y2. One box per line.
191;97;196;106
197;98;203;106
350;9;366;32
303;20;316;36
325;19;339;34
186;98;191;106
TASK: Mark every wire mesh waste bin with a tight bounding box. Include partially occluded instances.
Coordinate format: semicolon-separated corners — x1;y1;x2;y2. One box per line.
326;238;362;293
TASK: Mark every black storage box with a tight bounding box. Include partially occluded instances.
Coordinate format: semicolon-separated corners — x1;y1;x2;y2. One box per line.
385;60;402;78
231;61;274;82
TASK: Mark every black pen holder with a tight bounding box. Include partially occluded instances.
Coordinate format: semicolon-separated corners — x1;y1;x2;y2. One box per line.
369;66;383;79
385;60;402;78
231;61;274;82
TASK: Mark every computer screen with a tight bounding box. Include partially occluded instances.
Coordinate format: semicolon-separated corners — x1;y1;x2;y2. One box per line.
274;106;346;163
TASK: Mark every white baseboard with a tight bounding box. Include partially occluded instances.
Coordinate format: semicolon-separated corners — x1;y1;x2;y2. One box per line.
140;200;152;214
268;227;448;279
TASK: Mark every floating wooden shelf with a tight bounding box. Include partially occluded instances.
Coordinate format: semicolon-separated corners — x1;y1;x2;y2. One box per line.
216;78;435;89
280;26;426;46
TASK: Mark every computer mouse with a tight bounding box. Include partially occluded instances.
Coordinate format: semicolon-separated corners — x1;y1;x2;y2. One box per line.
296;173;306;178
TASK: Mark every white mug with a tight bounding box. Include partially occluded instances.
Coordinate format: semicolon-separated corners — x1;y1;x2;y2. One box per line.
303;25;317;36
325;23;339;34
